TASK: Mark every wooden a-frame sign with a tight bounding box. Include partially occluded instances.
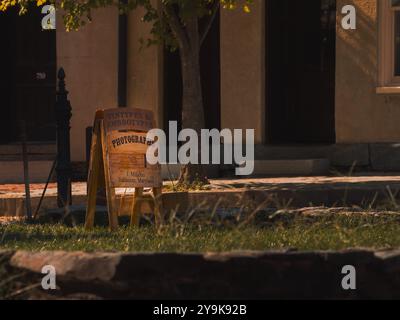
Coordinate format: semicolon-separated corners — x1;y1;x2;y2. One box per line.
85;108;163;231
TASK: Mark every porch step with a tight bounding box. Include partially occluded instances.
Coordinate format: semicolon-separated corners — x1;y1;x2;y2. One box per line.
0;161;55;184
244;159;330;176
0;144;56;155
161;164;220;180
254;145;332;160
0;155;55;161
162;160;330;179
0;143;56;162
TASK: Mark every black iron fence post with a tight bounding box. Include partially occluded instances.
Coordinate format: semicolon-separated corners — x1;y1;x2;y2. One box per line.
20;120;33;221
55;68;72;208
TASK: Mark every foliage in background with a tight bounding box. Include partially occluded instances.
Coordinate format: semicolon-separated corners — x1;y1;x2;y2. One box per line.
0;0;253;48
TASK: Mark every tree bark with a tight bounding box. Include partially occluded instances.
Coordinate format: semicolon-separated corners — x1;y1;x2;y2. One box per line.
177;18;209;186
162;5;217;186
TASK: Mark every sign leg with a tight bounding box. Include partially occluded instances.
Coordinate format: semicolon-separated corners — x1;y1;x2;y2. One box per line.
131;188;143;227
85;121;102;230
101;121;119;231
153;187;164;227
106;188;118;231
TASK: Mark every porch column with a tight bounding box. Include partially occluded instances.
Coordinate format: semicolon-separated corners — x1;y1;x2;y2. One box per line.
126;0;164;129
220;0;266;144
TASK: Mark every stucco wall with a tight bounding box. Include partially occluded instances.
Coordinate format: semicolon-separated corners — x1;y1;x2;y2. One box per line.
57;8;118;162
56;0;400;163
336;0;400;143
126;1;163;129
220;0;265;144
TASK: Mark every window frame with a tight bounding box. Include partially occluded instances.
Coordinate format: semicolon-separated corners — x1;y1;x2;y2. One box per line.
378;0;400;92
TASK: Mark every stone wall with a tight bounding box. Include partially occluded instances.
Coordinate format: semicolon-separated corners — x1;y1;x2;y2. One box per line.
3;249;400;299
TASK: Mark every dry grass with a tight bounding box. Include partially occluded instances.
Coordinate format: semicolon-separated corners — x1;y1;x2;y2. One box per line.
1;208;400;252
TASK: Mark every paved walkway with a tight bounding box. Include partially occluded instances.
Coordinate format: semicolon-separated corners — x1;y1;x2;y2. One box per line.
2;174;400;197
211;175;400;191
0;182;87;199
1;174;400;217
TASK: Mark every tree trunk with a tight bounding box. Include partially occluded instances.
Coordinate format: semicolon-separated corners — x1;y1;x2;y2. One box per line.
177;19;209;186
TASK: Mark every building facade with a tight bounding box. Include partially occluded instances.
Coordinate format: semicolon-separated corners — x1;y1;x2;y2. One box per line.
1;0;400;182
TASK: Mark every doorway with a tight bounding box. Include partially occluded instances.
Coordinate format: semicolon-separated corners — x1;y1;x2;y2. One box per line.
266;0;336;144
0;6;56;144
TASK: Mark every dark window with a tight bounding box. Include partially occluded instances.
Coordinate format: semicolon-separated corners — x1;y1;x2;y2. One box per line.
395;11;400;76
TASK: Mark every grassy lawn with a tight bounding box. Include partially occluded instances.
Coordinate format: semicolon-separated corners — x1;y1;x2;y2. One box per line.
1;211;400;252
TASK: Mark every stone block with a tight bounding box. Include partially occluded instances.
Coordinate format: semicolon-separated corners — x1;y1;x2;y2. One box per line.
331;144;370;167
245;159;330;176
370;143;400;171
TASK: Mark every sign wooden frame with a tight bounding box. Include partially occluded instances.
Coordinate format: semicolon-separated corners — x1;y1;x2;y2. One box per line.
85;109;163;231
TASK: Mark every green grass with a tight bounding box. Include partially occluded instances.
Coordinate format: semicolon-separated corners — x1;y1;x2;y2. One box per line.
1;212;400;252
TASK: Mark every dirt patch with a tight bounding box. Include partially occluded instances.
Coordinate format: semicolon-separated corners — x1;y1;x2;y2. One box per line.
0;217;25;225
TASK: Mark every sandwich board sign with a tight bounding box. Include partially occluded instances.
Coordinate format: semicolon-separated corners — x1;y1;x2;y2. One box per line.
84;108;163;231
